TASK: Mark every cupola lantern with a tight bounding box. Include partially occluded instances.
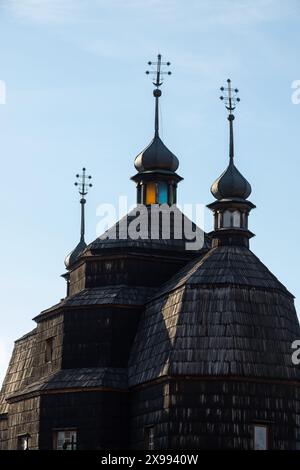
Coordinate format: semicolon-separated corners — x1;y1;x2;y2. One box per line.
131;54;182;206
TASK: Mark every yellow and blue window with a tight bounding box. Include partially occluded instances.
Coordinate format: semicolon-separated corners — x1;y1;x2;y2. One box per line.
146;182;169;205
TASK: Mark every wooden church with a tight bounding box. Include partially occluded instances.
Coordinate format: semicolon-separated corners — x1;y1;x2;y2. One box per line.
1;56;300;450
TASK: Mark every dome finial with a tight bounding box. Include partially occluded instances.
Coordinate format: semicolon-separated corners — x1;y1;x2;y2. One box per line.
134;55;178;175
146;54;171;137
211;79;251;201
74;167;92;243
220;78;240;162
65;168;93;269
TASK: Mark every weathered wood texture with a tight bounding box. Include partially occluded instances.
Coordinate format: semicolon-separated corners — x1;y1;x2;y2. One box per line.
129;247;300;385
6;397;40;450
85;206;209;254
61;306;141;369
130;379;300;450
0;414;8;450
1;217;299;450
67;205;209;297
8;368;127;398
37;285;157;318
68;253;201;297
0;330;37;415
39;390;128;449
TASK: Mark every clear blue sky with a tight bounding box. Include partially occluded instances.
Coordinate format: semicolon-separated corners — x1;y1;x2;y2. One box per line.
1;0;300;382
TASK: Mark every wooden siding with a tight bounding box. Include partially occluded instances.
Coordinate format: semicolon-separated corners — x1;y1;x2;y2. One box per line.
39;391;128;450
7;397;40;450
130;378;300;450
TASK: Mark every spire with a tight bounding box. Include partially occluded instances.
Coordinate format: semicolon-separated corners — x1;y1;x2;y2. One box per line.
208;81;255;249
64;168;92;269
74;168;92;243
146;54;171;137
134;54;179;175
211;79;251;201
132;54;182;206
220;78;240;163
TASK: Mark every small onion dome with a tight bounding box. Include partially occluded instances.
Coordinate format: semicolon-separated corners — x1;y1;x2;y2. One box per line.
134;135;179;173
64;239;87;269
211;160;252;200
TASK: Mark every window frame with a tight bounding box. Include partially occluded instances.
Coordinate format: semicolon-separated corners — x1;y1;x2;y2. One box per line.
146;182;157;205
45;337;54;363
144;425;155;450
253;423;269;450
157;182;168;205
53;428;78;451
17;433;30;450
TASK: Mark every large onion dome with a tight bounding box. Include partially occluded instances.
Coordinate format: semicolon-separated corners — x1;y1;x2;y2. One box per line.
134;135;179;173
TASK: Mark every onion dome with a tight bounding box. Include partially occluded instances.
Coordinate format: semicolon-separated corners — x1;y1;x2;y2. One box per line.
131;54;182;207
211;159;252;200
134;135;179;173
208;80;255;250
211;79;251;201
64;239;87;269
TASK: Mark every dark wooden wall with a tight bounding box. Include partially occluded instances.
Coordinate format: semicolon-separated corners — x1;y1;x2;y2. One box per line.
69;254;193;296
130;381;170;450
39;390;128;450
130;378;300;450
62;306;141;369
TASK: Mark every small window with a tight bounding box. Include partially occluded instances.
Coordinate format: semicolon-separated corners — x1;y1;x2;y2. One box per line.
217;211;222;229
232;210;241;227
53;429;77;450
145;426;154;450
222;210;241;228
137;184;142;204
18;434;30;450
254;424;268;450
158;182;168;204
223;210;232;228
45;337;54;363
146;182;156;205
242;212;248;229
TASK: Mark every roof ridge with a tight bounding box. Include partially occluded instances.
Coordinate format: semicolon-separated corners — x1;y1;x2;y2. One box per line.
150;245;293;300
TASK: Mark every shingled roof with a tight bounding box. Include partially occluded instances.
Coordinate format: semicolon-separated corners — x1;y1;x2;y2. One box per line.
84;205;210;254
0;329;37;414
7;367;128;401
155;245;293;298
36;285;157;320
128;245;300;386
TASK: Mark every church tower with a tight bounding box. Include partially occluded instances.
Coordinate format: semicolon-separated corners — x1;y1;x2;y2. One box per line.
208;80;255;248
131;54;182;206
